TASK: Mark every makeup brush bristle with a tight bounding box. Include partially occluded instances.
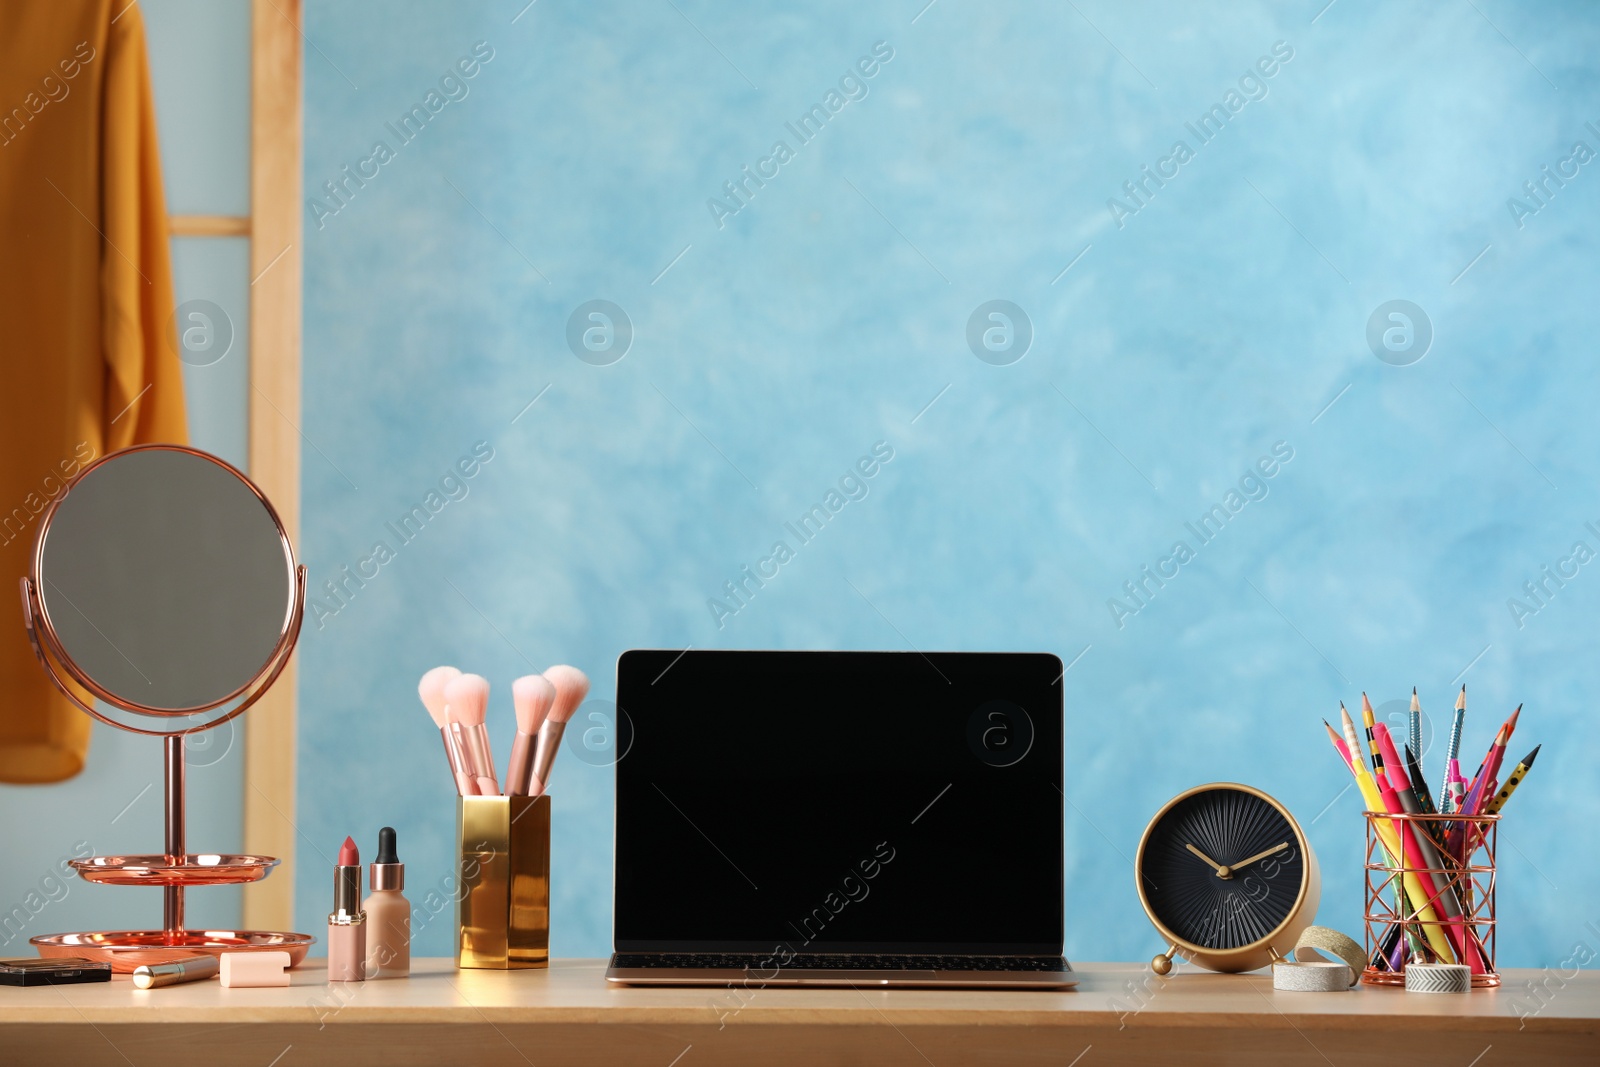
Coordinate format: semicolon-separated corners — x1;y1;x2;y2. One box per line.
418;665;462;728
512;674;556;735
444;673;490;726
542;665;590;724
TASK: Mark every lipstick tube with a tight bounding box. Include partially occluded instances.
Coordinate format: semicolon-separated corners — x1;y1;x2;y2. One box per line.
328;858;367;982
132;954;219;989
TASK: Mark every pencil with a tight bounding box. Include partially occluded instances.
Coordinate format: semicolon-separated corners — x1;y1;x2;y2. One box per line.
1485;744;1540;815
1461;705;1521;819
1408;687;1423;789
1404;743;1437;816
1439;686;1466;814
1361;693;1385;778
1324;718;1352;767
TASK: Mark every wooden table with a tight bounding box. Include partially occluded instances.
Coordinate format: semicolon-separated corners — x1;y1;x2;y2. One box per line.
1;959;1593;1065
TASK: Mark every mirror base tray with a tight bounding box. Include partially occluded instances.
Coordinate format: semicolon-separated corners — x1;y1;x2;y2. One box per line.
31;930;314;972
70;854;280;886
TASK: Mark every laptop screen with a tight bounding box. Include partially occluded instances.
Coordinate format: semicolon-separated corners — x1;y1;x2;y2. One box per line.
613;650;1064;955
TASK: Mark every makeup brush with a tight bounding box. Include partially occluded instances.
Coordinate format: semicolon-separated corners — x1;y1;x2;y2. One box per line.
419;666;475;796
445;673;500;796
507;674;556;797
531;665;589;795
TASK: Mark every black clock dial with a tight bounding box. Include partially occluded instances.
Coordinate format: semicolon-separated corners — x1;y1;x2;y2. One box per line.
1139;787;1305;951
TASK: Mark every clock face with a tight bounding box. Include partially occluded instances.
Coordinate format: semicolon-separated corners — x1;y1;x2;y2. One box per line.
1138;786;1306;952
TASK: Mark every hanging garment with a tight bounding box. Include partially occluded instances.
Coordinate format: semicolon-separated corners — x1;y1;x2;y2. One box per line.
0;0;188;783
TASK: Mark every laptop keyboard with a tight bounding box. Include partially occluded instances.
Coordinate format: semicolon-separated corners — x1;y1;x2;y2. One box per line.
611;953;1068;972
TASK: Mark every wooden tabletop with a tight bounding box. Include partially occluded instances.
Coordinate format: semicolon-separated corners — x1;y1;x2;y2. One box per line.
2;959;1594;1065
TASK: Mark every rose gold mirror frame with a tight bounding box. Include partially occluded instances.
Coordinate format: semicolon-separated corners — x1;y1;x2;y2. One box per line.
17;443;312;970
21;443;306;733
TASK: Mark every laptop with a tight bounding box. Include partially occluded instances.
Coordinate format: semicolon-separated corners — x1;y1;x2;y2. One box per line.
605;650;1076;988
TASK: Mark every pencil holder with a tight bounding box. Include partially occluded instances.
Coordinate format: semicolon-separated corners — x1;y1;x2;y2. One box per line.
455;795;550;969
1361;811;1497;988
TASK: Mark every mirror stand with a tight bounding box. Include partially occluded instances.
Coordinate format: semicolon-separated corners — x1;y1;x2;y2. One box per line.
163;734;185;940
17;445;315;971
20;570;315;970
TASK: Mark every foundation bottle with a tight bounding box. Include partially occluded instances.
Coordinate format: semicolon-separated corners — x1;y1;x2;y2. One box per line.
363;826;411;978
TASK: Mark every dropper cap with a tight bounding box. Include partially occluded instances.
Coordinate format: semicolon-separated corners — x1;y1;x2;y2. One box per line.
370;826;404;891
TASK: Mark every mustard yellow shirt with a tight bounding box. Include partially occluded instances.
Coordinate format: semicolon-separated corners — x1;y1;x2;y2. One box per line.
0;0;187;783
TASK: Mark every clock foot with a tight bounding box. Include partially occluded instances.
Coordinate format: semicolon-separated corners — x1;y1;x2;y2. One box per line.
1151;947;1177;975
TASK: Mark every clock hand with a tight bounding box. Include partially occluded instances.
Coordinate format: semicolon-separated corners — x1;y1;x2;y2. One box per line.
1184;843;1231;879
1229;842;1289;872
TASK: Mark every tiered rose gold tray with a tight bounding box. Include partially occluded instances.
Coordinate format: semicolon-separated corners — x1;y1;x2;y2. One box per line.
70;854;280;886
33;931;314;972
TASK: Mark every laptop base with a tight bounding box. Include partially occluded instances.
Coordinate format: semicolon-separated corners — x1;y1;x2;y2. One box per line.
605;954;1077;989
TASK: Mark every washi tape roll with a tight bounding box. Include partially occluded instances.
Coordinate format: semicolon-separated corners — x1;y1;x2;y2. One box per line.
1405;962;1471;993
1271;926;1367;991
1272;959;1350;991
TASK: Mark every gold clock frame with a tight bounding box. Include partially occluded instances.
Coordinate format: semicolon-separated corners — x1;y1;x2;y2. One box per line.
1135;782;1321;974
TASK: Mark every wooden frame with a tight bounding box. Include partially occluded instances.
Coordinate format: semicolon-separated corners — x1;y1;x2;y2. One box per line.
169;214;250;237
162;2;302;932
240;0;302;933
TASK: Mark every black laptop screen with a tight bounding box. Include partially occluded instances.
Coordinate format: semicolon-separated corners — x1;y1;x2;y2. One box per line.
613;650;1064;954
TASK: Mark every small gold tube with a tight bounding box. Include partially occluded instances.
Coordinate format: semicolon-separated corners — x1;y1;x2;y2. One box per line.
132;954;219;988
456;795;550;969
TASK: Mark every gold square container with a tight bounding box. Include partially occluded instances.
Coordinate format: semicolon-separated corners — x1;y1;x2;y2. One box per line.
455;795;550;969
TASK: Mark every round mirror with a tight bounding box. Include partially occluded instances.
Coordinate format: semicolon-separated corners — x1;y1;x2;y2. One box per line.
30;446;299;716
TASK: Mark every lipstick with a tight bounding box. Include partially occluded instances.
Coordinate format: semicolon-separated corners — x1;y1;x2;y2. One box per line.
328;835;367;982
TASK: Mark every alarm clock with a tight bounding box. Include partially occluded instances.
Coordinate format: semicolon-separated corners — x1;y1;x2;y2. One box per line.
1135;783;1321;974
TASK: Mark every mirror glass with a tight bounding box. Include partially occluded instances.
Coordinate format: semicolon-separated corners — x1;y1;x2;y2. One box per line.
36;448;294;711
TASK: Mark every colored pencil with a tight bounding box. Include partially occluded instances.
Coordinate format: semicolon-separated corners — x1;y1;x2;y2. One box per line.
1459;706;1520;822
1485;745;1540;816
1361;693;1386;777
1323;719;1352;767
1439;686;1466;814
1408;687;1423;787
1404;743;1437;816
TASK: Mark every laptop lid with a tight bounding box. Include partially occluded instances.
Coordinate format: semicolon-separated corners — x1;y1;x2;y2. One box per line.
613;650;1064;955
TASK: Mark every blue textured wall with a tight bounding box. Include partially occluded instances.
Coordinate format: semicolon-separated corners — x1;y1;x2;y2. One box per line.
300;0;1600;968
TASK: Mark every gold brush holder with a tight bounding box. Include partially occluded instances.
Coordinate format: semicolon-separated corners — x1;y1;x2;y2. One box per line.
456;796;550;969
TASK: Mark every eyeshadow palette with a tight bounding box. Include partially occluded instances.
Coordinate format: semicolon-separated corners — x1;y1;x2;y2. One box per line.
0;957;113;986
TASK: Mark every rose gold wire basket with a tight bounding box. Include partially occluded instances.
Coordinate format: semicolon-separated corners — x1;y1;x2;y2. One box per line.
1362;811;1497;988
